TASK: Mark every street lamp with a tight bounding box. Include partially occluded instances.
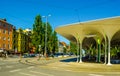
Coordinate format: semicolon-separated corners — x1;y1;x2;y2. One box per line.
42;14;51;57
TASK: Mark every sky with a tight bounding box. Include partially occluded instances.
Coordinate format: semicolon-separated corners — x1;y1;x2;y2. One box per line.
0;0;120;44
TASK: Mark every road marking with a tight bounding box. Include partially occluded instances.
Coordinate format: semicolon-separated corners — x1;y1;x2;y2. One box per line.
19;72;36;76
30;70;54;76
27;66;35;69
52;67;58;69
6;65;13;68
89;74;104;76
0;63;5;65
11;62;18;64
9;69;21;73
65;70;72;71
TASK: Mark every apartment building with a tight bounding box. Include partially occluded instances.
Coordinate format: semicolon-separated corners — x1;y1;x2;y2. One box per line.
0;19;14;53
14;28;31;53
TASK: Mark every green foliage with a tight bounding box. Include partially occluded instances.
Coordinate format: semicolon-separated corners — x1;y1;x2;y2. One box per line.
89;44;96;56
31;15;58;55
110;46;120;59
32;15;43;52
63;47;67;53
70;42;77;55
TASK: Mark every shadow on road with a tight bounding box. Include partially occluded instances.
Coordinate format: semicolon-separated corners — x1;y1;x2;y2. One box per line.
60;57;77;62
60;57;120;64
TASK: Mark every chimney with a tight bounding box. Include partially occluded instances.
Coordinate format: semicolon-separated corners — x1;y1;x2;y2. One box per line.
0;18;7;22
3;18;7;22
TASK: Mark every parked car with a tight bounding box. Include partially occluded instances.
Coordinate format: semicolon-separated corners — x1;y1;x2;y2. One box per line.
23;53;36;58
54;53;64;57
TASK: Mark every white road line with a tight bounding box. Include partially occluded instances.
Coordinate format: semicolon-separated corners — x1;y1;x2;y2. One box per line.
89;74;104;76
27;66;35;69
19;72;36;76
9;69;21;73
6;65;13;68
65;70;71;71
30;70;54;76
0;63;5;65
11;62;18;64
52;67;58;69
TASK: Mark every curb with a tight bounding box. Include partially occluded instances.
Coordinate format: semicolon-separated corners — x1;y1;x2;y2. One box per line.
19;57;74;66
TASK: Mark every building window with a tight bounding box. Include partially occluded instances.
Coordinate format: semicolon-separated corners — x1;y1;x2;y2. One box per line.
3;37;6;40
0;22;1;25
3;29;6;34
3;44;6;48
3;24;6;27
8;25;10;29
8;30;10;35
8;37;10;41
0;29;1;33
8;44;10;49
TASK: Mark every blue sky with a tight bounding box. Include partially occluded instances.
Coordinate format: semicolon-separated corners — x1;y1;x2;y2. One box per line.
0;0;120;44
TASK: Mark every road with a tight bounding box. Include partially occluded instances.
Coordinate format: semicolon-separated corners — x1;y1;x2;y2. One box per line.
0;58;119;76
0;59;87;76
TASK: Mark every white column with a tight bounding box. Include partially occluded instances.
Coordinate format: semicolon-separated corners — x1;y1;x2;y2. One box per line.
104;37;107;64
76;41;79;63
107;38;111;65
79;43;82;63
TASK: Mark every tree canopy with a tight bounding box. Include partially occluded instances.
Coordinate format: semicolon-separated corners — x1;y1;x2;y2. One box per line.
32;15;58;55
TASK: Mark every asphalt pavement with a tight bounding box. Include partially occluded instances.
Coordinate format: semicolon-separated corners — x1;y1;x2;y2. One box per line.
0;57;120;76
0;58;98;76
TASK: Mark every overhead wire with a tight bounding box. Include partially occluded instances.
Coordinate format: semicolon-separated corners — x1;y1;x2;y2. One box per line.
0;0;117;29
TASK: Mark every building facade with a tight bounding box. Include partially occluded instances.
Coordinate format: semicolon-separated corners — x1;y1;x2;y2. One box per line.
14;28;31;53
58;42;70;53
0;19;14;53
0;19;32;55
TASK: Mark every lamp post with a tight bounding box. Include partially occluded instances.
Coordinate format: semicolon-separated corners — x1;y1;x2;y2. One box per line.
42;15;51;57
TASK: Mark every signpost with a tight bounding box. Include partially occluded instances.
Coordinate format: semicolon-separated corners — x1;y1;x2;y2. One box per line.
38;45;41;60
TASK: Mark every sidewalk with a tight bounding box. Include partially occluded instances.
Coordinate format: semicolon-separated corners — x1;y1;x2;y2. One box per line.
21;57;120;73
45;61;120;74
20;56;73;65
19;57;120;73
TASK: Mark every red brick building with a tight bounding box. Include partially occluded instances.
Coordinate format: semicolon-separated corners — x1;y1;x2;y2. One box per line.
0;19;14;52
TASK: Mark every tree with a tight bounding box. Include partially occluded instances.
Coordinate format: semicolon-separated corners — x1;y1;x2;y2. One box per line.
32;15;44;53
70;42;77;55
46;23;53;54
32;15;58;56
52;31;58;54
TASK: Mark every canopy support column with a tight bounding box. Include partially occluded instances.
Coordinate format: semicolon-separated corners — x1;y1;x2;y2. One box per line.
79;42;82;63
107;38;111;65
77;41;80;62
104;37;107;64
